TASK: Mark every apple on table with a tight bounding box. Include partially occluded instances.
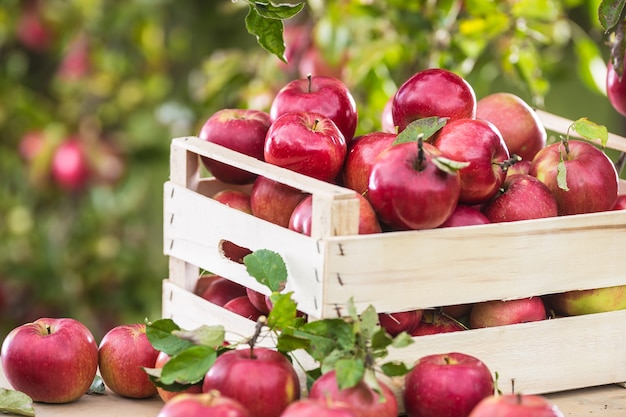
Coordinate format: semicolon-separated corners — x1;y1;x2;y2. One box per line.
154;351;203;403
157;391;252;417
468;393;565;417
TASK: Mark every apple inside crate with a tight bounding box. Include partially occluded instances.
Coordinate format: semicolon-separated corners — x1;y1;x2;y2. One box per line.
163;110;626;398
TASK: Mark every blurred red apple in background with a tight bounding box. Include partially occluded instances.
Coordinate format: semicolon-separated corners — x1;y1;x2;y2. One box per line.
410;309;467;336
606;54;626;116
51;137;91;191
469;297;547;329
469;393;565;417
379;309;423;336
281;398;359;417
157;391;251;417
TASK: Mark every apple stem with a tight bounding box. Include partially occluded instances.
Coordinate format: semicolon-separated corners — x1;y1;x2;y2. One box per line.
560;134;571;157
307;73;313;92
499;154;523;172
247;315;267;359
415;134;426;171
313;118;320;131
45;325;51;335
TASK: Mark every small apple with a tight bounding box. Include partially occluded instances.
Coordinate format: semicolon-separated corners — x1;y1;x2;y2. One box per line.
289;193;382;236
381;96;396;133
280;398;359;417
1;317;99;403
342;131;396;197
19;130;46;162
506;159;532;176
57;32;90;81
98;323;160;398
264;111;347;182
392;68;476;133
157;391;252;417
476;92;547;161
410;309;467;336
440;304;473;320
378;309;423;336
481;174;558;223
432;118;511;205
297;47;347;81
308;370;398;417
403;352;494;417
529;139;619;215
438;204;490;228
468;393;565;417
544;285;626;316
368;140;462;230
154;351;203;402
51;137;91;191
250;176;308;228
246;287;271;315
469;298;547;329
194;274;220;296
270;75;357;141
16;1;52;52
223;296;265;321
606;54;626;116
198;108;272;184
199;276;248;307
202;347;301;417
212;189;252;213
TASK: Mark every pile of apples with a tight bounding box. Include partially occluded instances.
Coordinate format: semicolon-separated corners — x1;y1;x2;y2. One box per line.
197;68;626;335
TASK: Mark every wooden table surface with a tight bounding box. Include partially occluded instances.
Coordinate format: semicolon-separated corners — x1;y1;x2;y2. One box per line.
2;362;626;416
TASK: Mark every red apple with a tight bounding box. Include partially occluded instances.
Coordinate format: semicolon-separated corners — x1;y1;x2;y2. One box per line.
264;111;347;182
342;131;396;197
212;189;253;262
246;287;271;315
19;130;46;162
440;304;473;320
1;317;99;403
410;309;467;336
469;297;547;329
606;54;626;116
199;276;247;307
298;47;347;81
381;96;396;133
506;159;532;176
194;274;221;296
308;370;398;417
468;393;565;417
202;347;301;417
250;176;308;228
223;296;265;321
613;194;626;210
432;118;511;205
98;323;160;398
529;139;619;215
154;351;203;402
57;32;90;81
157;391;252;417
379;309;423;336
476;92;547;161
17;0;52;52
368;141;461;230
392;68;476;133
544;285;626;316
198;108;271;184
439;204;490;228
281;398;359;417
51;137;91;191
289;193;382;236
270;75;357;141
403;352;494;417
481;174;558;223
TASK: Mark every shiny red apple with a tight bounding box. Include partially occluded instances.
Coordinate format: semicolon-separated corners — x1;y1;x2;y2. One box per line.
342;131;396;197
250;176;309;228
438;204;490;228
469;298;547;329
468;393;565;417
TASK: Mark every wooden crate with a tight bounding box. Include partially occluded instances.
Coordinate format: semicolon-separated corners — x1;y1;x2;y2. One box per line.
162;110;626;399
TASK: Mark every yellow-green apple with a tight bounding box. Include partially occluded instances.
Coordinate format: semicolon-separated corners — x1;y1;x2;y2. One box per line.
439;204;490;228
250;176;308;228
202;347;300;417
281;398;359;417
51;137;91;191
308;370;398;417
606;54;626;116
476;92;547;161
289;193;382;236
1;317;99;403
481;174;558;223
98;323;160;398
392;68;476;133
223;296;265;321
378;309;423;336
410;309;467;336
212;189;253;263
432;118;511;205
468;393;565;417
544;285;626;316
529;139;619;215
469;298;547;329
154;351;203;402
342;131;396;197
198;108;271;185
199;276;247;307
368;141;462;230
403;352;494;417
157;391;252;417
264;111;347;182
270;75;357;141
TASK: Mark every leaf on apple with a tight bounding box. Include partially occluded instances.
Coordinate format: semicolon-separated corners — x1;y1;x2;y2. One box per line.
557;151;570;191
599;0;626;34
267;291;301;331
159;345;218;385
0;388;35;417
172;324;226;348
393;116;448;145
570;117;609;147
87;375;106;395
244;249;288;292
244;1;306;63
432;155;470;175
146;318;196;356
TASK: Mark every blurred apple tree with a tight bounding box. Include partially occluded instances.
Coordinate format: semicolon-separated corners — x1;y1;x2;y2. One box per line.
0;0;621;341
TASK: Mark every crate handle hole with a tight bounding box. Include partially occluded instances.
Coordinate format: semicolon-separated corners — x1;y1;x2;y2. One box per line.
218;239;253;265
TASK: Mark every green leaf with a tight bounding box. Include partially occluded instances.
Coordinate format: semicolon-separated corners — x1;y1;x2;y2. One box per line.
571;118;609;147
146;318;195;356
267;291;299;330
244;249;288;292
144;368;196;393
335;358;365;389
172;324;225;348
431;155;471;175
296;319;355;361
557;151;570;192
393;117;448;145
87;374;106;395
275;332;311;352
0;389;35;417
370;328;393;351
245;6;288;63
159;345;217;385
252;1;306;20
380;360;412;377
391;331;415;349
598;0;626;33
358;305;380;340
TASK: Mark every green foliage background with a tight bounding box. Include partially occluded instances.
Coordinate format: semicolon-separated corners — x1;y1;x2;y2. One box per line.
0;0;623;341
